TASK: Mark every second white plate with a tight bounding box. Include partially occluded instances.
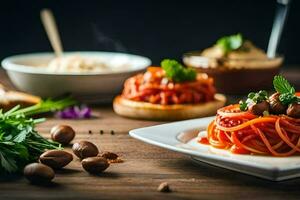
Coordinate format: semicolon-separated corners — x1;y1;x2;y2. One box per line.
129;117;300;181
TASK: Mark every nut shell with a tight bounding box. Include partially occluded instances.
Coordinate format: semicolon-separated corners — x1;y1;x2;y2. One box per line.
39;150;73;169
24;163;55;184
269;93;287;114
81;157;109;174
287;103;300;118
248;101;270;116
72;141;99;159
51;125;75;145
157;182;171;193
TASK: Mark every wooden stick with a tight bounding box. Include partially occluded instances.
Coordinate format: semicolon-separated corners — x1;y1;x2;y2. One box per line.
40;9;63;57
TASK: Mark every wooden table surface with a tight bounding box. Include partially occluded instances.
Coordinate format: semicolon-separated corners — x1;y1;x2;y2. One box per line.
1;69;300;200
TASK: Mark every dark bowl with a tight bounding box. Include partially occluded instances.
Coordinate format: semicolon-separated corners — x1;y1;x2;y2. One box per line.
183;52;284;95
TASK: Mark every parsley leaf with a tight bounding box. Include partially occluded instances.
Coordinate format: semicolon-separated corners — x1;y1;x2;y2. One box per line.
216;33;243;54
161;59;196;82
239;100;248;111
239;90;268;111
273;75;295;94
273;75;299;105
279;93;298;105
0;98;74;173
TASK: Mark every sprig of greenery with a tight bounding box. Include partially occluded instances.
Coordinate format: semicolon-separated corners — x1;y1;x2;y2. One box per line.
273;75;295;94
0;98;75;173
239;100;248;111
273;75;299;105
161;59;196;82
216;33;243;54
239;90;268;111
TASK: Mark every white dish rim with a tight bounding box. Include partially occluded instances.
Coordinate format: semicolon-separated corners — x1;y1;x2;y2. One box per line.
129;116;300;172
1;51;151;76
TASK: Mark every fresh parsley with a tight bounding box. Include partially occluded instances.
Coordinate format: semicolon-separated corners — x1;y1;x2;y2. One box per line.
216;33;243;54
239;90;268;111
247;90;268;104
239;100;248;111
161;59;196;82
0;98;75;173
273;75;295;94
273;75;299;105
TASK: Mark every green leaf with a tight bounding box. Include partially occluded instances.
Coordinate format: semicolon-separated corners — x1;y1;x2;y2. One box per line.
14;144;29;159
10;97;76;117
13;129;28;143
273;75;295;94
0;152;18;173
239;100;248;111
216;33;243;54
247;90;268;104
0;98;70;173
161;59;196;82
279;93;298;105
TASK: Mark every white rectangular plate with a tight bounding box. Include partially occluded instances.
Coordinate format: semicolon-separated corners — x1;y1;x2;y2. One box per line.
129;117;300;181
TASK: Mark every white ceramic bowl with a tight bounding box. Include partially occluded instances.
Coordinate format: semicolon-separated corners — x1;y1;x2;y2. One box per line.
2;52;151;102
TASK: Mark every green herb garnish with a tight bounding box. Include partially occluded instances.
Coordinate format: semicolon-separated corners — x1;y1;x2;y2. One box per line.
273;75;295;94
216;33;243;54
161;59;196;82
248;90;268;104
239;90;268;111
273;75;299;105
0;98;75;173
239;100;248;111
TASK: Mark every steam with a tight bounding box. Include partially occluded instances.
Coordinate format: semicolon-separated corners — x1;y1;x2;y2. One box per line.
92;24;127;52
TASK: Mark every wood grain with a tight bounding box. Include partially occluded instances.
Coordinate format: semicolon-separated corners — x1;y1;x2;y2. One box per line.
1;69;300;200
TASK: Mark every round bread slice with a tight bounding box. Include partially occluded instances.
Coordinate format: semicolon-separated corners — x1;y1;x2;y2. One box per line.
113;94;226;121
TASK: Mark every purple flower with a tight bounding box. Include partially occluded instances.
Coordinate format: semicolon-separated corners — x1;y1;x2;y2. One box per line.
56;105;92;119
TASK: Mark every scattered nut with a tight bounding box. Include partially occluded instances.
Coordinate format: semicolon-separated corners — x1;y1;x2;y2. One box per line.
157;182;171;193
269;93;287;114
39;150;73;169
287;103;300;118
51;125;75;145
72;141;99;159
24;163;55;184
81;156;109;174
248;101;270;116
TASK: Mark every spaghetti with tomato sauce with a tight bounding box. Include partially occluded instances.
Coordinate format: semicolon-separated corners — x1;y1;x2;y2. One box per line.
200;104;300;156
122;67;216;105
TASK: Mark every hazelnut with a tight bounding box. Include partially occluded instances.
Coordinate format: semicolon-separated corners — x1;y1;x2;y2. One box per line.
39;150;73;169
81;157;109;174
72;141;99;159
248;101;270;116
269;93;287;114
287;103;300;118
24;163;55;184
51;125;75;145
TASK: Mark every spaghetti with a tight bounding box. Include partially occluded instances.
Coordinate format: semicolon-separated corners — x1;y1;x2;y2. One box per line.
122;67;216;105
201;104;300;156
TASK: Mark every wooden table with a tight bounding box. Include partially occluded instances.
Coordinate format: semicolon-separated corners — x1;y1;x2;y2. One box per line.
1;69;300;200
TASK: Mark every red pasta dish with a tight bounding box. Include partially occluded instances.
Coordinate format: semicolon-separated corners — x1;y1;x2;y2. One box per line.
122;67;216;105
113;59;226;121
199;76;300;156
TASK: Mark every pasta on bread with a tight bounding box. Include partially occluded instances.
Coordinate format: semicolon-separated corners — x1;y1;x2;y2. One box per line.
113;59;226;121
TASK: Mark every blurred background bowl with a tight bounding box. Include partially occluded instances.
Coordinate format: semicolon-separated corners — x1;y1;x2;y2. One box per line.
183;51;283;95
2;52;151;103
